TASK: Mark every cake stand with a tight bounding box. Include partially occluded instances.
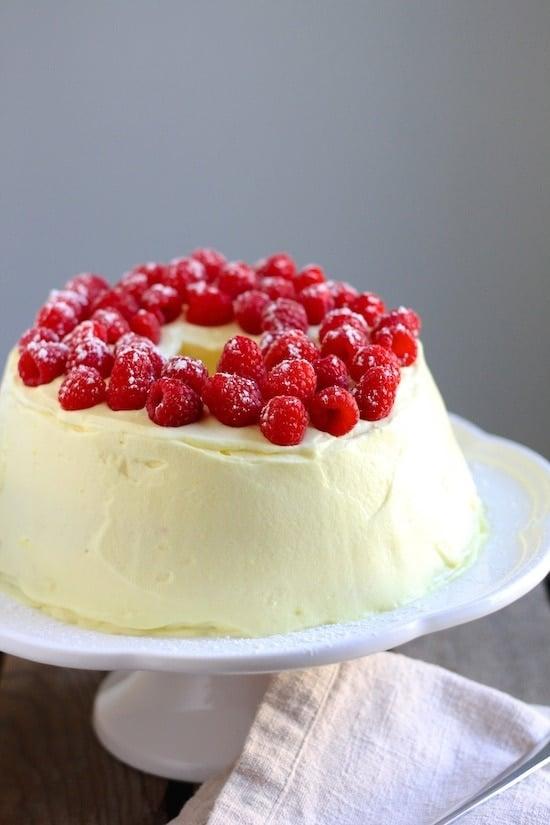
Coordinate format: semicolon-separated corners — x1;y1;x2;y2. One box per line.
0;416;549;782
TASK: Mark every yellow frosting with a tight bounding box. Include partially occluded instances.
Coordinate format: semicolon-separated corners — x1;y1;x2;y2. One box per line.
0;328;484;637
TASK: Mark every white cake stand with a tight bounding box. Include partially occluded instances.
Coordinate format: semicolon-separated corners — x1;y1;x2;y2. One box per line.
1;416;549;782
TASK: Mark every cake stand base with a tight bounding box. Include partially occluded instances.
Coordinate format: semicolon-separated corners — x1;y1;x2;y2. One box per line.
92;670;271;782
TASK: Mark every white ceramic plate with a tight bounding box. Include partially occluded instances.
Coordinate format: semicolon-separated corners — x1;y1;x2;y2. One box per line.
1;415;549;675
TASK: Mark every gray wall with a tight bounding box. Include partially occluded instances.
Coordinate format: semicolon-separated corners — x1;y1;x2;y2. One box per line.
1;1;549;455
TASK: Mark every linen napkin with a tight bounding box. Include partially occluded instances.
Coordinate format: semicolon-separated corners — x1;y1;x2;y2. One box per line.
171;652;550;824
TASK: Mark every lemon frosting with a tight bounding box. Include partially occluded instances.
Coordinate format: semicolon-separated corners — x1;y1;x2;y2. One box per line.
0;331;484;636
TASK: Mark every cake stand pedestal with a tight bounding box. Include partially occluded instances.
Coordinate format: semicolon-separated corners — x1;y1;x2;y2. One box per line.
1;417;549;782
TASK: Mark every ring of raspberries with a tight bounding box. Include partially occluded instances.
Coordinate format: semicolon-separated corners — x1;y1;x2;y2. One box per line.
16;250;422;446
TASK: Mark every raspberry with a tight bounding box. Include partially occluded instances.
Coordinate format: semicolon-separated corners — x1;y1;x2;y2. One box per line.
18;341;68;386
319;308;369;342
261;298;308;333
349;344;400;382
115;334;165;377
259;396;308;446
314;355;350;390
162;257;206;299
18;326;59;352
119;271;150;301
294;264;325;293
140;284;182;324
259;330;284;355
349;292;386;328
309;386;359;436
63;319;108;348
218;261;257;298
234;289;271;334
202;373;263;427
320;324;368;366
92;287;139;321
255;253;296;281
191;248;227;281
186;283;234;326
370;323;418;366
298;283;335;325
376;307;422;336
130;262;167;284
258;276;296;300
162;356;209;395
35;300;79;338
217;336;266;385
327;280;358;308
264;330;319;370
67;336;114;378
58;366;106;411
91;308;130;343
65;273;109;304
353;366;400;421
264;359;316;404
107;349;156;410
130;309;161;344
146;378;203;427
49;288;89;320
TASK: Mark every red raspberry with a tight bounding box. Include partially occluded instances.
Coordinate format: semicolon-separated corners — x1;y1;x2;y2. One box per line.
65;273;109;304
259;396;308;446
140;283;182;324
320;324;368;366
107;349;156;410
353;366;400;421
67;336;114;378
349;344;400;382
130;309;161;344
146;378;203;427
162;356;209;395
58;366;106;411
162;257;206;299
298;283;335;325
202;373;263;427
261;298;309;333
376;307;422;336
18;341;68;386
218;261;257;298
264;359;316;404
186;283;234;326
294;264;325;293
319;308;369;342
349;292;386;328
91;308;130;343
258;276;296;300
259;330;285;355
35;300;79;338
264;330;319;370
115;334;165;377
49;288;89;320
191;248;227;281
327;280;358;308
309;386;359;436
92;287;139;321
119;271;150;301
370;323;418;366
234;289;271;334
255;253;296;281
314;355;350;390
131;262;168;284
217;336;266;385
63;319;108;348
18;326;59;352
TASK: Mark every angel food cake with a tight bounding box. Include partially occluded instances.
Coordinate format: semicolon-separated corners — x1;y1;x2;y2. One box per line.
0;250;484;636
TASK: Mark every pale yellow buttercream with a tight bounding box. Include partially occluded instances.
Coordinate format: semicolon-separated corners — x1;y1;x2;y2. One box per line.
0;330;484;636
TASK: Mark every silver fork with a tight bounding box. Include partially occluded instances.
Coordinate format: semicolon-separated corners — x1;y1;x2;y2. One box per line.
430;730;550;824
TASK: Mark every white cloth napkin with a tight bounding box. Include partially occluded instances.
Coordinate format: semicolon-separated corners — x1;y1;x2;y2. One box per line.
172;652;550;824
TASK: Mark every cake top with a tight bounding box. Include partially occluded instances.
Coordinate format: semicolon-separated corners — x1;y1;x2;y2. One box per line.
14;249;422;446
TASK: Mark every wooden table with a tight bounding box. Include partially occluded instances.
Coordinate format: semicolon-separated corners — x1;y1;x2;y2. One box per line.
1;582;548;824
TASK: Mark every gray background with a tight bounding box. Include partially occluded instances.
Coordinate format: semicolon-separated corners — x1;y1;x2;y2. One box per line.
1;1;549;455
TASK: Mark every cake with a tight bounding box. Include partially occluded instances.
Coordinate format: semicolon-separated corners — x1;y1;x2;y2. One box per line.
0;251;485;636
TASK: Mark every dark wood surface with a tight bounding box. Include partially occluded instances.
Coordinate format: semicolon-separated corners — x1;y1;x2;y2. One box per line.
0;583;548;823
